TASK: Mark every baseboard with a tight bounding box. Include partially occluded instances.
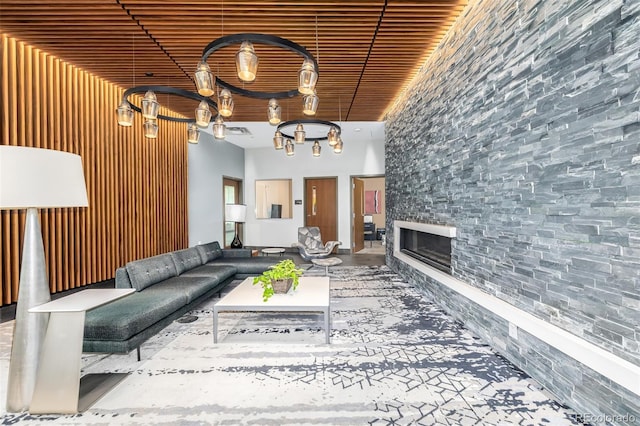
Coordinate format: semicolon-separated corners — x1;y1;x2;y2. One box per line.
394;249;640;396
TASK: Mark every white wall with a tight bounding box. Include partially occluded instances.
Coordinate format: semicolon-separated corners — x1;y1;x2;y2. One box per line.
243;122;385;249
188;132;244;247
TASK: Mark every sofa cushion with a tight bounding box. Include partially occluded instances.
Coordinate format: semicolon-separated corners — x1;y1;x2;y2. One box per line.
126;253;178;291
152;268;235;303
181;263;237;279
115;266;133;289
221;248;252;258
171;247;204;275
84;290;187;341
210;256;293;275
196;241;223;263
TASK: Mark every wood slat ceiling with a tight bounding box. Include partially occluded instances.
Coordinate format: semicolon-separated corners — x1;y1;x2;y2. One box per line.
0;0;468;122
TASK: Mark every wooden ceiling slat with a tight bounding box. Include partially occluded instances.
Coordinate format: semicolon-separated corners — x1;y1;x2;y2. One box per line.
1;0;468;121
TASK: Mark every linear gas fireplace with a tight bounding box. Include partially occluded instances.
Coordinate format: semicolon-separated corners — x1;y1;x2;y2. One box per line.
393;221;456;274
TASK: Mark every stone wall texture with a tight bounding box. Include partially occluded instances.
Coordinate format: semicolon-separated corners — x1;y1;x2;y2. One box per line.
385;0;640;422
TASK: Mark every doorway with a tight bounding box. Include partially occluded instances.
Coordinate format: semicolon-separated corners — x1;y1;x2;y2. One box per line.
304;177;338;243
223;177;242;248
352;176;385;254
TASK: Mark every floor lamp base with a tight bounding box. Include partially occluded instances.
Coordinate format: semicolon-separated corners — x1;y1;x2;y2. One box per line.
5;208;51;412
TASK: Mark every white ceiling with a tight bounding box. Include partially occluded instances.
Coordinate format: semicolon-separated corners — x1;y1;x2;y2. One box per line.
218;121;386;150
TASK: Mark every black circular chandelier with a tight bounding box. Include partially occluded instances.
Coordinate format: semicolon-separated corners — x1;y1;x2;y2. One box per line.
273;119;343;157
194;33;321;125
116;33;340;152
116;85;218;144
200;33;319;100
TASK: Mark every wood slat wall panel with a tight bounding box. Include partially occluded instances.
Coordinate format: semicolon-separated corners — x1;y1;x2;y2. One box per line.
0;34;188;306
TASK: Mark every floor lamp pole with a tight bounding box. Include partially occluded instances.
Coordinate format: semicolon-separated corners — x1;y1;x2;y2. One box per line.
6;208;51;412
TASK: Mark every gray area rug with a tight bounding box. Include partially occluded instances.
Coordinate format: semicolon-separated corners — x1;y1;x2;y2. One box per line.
0;265;583;425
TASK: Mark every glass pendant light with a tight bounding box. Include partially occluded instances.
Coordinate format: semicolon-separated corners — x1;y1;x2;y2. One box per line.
294;123;305;144
267;98;281;125
218;88;234;118
195;101;212;127
298;58;318;95
312;141;321;157
284;139;295;156
187;123;200;144
273;131;284;149
327;126;339;146
302;92;319;116
144;119;158;139
142;90;159;119
213;115;226;139
333;137;343;154
116;100;134;126
236;41;259;82
194;61;214;97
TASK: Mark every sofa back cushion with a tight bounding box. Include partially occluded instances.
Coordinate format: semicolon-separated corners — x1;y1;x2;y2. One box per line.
171;247;204;275
115;267;133;289
196;241;223;263
126;253;178;291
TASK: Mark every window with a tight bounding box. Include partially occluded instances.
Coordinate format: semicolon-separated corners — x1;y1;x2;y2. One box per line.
255;179;292;219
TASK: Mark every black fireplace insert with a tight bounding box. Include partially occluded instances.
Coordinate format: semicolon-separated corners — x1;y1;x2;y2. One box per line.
399;227;452;273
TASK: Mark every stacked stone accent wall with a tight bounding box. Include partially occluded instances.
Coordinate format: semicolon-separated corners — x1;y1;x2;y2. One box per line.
385;0;640;422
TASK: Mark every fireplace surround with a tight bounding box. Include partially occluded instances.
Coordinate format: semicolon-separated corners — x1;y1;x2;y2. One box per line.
398;223;454;274
393;221;456;275
392;220;640;405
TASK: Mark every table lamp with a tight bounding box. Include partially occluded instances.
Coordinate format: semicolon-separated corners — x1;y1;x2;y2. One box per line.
0;146;89;412
225;204;247;248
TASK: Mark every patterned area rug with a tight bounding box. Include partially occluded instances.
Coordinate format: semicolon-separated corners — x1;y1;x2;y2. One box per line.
0;266;583;425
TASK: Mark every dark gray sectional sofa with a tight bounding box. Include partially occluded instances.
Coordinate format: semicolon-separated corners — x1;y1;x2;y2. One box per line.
82;241;291;358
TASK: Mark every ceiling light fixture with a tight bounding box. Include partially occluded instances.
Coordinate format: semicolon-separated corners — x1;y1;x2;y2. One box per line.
187;123;200;144
273;131;284;149
284;139;295;156
302;92;319;116
198;33;319;121
213;115;226;140
294;123;306;144
217;88;234;118
236;41;259;82
144;119;158;139
141;90;159;119
116;86;218;142
118;33;321;142
276;119;343;157
268;98;281;125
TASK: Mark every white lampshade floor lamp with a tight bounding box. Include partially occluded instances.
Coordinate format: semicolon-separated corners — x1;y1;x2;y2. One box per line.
0;146;89;412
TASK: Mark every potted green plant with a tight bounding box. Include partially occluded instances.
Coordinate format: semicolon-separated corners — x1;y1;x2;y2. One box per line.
253;259;304;302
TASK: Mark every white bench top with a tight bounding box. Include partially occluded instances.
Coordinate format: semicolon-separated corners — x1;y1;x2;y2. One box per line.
29;289;135;313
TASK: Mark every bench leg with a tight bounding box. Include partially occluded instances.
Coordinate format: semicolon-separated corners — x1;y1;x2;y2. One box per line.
136;347;141;362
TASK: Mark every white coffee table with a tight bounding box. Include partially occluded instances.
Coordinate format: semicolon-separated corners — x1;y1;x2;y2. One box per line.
213;276;330;344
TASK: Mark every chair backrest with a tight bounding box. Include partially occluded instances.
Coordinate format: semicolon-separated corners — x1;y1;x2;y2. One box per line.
298;227;324;250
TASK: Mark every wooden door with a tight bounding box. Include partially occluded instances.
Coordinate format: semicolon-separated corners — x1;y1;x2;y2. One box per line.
353;178;365;252
304;178;337;244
